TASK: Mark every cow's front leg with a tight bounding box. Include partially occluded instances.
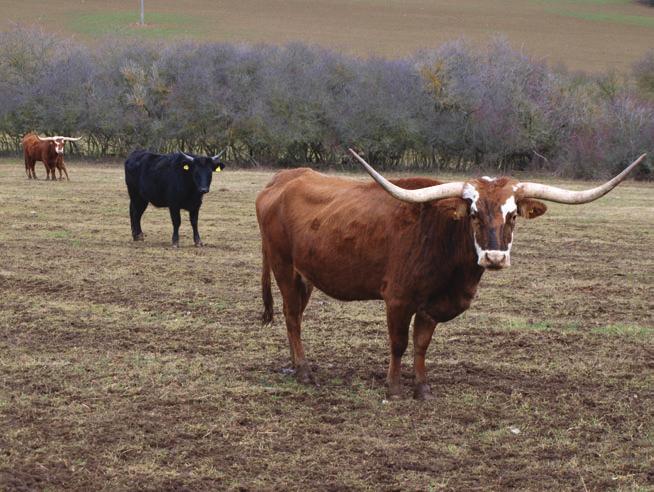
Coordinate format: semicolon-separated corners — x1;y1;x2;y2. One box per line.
169;207;181;247
413;311;437;400
189;208;203;247
385;301;413;400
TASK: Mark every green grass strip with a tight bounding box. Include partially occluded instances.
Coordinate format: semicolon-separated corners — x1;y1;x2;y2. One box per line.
68;11;208;39
550;9;654;28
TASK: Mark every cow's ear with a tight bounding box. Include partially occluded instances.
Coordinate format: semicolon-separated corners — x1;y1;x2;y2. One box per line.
214;162;225;173
437;198;469;220
517;198;547;219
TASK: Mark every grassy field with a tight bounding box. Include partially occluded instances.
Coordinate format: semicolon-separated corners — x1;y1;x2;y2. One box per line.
0;159;652;490
1;0;653;72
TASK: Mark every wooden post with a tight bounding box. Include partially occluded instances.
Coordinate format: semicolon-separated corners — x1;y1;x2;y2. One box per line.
139;0;144;25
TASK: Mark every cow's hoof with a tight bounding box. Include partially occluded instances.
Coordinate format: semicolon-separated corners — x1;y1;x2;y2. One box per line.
387;385;403;400
172;242;179;248
413;383;436;401
133;233;144;242
295;364;314;385
195;241;204;248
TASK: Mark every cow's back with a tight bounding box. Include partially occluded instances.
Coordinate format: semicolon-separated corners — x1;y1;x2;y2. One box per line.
256;168;422;300
256;168;354;229
22;133;42;157
124;149;150;177
125;150;190;208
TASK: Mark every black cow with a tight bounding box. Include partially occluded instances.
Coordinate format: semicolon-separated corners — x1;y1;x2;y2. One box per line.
125;150;225;247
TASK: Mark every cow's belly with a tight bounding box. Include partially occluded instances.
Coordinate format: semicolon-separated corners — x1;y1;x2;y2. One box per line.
289;223;388;302
293;257;383;302
148;197;169;208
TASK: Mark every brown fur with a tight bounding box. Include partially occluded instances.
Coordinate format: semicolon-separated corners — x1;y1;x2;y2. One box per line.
22;133;70;181
256;168;548;399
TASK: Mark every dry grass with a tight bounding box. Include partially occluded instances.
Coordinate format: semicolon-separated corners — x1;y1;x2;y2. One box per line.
1;0;653;72
0;159;653;490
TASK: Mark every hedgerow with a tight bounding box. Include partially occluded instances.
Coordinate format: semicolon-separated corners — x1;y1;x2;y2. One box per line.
0;27;652;178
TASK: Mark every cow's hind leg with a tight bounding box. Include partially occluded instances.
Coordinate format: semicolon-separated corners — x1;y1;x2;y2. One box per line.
25;157;32;179
276;265;314;384
129;196;148;241
26;158;36;179
385;301;413;399
413;311;437;400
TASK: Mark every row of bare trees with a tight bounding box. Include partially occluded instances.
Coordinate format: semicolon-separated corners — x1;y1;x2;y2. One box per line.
0;27;652;178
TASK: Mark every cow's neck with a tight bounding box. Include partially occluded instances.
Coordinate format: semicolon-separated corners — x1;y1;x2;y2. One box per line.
410;207;484;319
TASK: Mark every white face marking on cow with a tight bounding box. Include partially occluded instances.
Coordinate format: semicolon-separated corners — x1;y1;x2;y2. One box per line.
501;196;517;223
462;183;480;213
53;138;65;154
481;176;495;182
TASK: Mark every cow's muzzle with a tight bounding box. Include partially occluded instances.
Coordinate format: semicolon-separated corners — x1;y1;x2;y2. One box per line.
478;251;511;270
198;187;209;194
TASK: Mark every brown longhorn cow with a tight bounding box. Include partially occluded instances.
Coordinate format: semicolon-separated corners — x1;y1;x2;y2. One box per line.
22;133;81;180
256;150;646;400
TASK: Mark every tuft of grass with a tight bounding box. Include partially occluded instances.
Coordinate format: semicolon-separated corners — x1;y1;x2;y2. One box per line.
501;317;553;331
592;324;654;337
48;229;72;239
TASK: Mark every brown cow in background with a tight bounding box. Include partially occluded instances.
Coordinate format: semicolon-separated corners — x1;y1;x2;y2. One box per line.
22;133;81;180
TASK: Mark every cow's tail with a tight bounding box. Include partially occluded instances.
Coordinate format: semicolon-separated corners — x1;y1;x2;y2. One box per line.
261;245;274;326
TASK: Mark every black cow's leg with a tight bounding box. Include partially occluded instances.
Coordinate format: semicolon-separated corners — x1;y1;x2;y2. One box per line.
169;207;182;247
129;198;148;241
385;301;413;399
413;311;437;400
189;208;202;247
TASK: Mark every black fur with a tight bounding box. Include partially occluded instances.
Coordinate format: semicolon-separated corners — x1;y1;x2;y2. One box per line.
124;150;225;247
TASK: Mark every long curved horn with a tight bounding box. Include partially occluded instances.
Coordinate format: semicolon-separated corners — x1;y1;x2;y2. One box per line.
180;151;194;161
211;148;226;161
36;135;56;141
62;137;82;141
519;153;647;204
348;148;464;203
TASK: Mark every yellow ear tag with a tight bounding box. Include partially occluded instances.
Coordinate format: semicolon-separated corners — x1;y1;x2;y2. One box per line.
183;164;189;171
215;167;221;173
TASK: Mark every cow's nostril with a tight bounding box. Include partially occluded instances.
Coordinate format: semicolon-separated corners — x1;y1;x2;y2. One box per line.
484;251;507;266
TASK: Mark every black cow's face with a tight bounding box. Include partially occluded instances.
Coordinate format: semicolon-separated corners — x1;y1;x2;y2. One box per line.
182;156;225;194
